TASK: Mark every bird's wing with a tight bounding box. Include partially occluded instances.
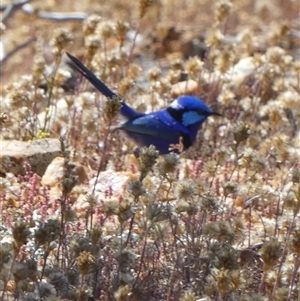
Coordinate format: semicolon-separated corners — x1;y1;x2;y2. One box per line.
119;110;190;139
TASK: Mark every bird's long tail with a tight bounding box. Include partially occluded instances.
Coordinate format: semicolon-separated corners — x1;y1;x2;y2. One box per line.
66;52;117;99
66;52;144;120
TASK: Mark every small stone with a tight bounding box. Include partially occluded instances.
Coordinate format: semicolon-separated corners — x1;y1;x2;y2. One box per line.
73;170;135;213
42;157;89;187
227;56;255;86
90;170;135;198
41;157;64;186
170;80;198;97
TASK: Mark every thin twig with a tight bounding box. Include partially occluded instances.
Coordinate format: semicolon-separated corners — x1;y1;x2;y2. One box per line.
0;37;37;65
37;11;87;21
1;0;31;22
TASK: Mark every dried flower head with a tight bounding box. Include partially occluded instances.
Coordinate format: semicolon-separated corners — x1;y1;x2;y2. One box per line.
278;212;296;231
114;285;131;301
265;270;279;293
170;58;184;71
204;221;235;244
86;193;99;206
97;20;115;39
12;221;31;250
233;122;251;145
204;160;218;176
102;199;120;216
89;224;102;246
0;112;8;126
222;181;237;197
265;46;285;65
34;219;60;247
61;175;78;195
118;199;134;223
179;290;197;301
216;146;231;163
26;258;38;278
215;0;232;23
148;67;162;82
116;21;129;46
50;28;73;55
156;153;180;176
32;56;46;82
64;208;77;222
279;90;300;110
119;270;135;285
104;95;122;122
231;217;245;240
218;85;236;106
168;69;182;84
12;261;33;283
115;249;136;268
34;282;56;299
250;156;266;173
48;272;69;298
67;268;79;286
175;200;191;213
274;287;289;301
127;180;146;197
7;89;30;110
139;0;152;18
147;203;169;222
260;238;282;273
71;236;92;257
138;145;159;180
174;179;196;201
199;197;219;213
84;35;101;57
290;231;300;255
118;78;135;97
185;56;203;80
83;15;101;36
213;268;232;295
283;192;300;215
215;45;235;74
77;251;96;276
292;167;300;184
211;244;238;270
206;29;224;48
127;64;142;80
0;243;12;272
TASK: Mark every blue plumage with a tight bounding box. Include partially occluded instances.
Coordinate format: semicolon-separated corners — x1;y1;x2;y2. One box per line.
67;53;220;154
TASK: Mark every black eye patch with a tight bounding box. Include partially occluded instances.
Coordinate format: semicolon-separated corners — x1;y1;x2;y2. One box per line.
166;107;185;122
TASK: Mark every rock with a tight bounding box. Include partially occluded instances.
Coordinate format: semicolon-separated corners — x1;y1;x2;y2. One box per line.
73;170;136;213
170;80;198;97
41;157;64;186
0;173;20;207
227;57;256;86
90;170;137;198
42;157;89;187
0;138;61;176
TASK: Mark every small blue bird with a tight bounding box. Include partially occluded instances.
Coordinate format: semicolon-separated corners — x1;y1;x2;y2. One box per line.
67;53;221;154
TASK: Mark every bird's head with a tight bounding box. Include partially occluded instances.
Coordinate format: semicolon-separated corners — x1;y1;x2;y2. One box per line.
167;95;221;127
